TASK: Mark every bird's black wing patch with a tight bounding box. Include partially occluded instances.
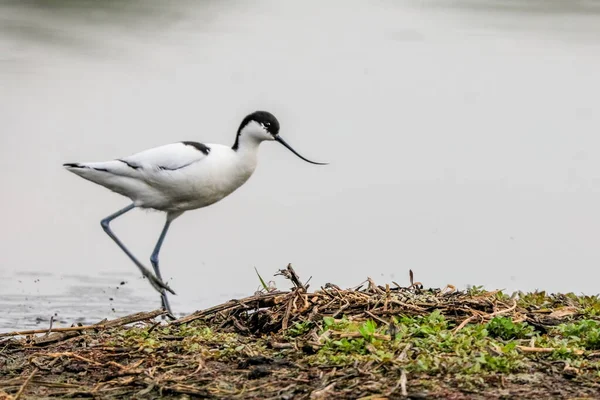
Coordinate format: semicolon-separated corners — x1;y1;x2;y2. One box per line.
118;159;140;169
159;163;195;171
63;163;108;172
182;141;211;155
158;142;211;171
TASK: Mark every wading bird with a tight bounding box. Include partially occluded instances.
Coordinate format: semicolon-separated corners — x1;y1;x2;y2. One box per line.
64;111;326;318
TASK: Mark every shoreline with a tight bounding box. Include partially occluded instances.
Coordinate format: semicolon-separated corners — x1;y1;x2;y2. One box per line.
1;267;599;399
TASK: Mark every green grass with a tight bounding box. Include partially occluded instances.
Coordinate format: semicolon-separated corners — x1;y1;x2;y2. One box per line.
309;311;531;376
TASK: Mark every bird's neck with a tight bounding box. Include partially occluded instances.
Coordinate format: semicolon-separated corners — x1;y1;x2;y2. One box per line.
232;133;263;157
231;136;261;177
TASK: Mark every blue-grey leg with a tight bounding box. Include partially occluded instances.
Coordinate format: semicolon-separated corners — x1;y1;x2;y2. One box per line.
100;204;175;297
150;215;177;319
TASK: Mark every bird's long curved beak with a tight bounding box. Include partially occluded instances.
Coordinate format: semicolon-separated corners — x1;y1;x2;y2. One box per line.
275;136;328;165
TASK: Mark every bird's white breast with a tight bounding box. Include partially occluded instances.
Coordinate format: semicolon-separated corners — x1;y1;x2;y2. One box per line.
138;144;258;211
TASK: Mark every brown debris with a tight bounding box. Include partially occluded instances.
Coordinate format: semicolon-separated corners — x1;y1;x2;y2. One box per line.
1;268;598;399
176;269;532;336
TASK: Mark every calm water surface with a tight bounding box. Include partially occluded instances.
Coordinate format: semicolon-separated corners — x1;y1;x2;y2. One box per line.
1;0;600;331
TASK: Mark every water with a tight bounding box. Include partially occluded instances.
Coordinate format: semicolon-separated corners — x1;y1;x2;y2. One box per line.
1;0;600;331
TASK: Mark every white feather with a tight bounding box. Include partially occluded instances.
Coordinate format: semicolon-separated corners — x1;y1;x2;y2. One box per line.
64;141;260;212
121;142;209;171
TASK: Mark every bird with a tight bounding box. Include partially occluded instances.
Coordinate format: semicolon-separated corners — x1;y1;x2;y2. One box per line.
63;111;326;318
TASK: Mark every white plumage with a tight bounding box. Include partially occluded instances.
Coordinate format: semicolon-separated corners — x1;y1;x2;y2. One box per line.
64;111;326;317
66;141;257;212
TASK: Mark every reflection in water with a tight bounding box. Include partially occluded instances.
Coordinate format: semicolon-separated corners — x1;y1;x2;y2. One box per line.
1;0;600;330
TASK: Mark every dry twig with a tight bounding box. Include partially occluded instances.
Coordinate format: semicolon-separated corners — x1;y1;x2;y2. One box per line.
14;368;37;400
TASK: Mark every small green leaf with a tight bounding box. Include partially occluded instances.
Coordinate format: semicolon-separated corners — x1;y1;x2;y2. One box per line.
254;267;269;291
358;320;377;340
323;317;335;328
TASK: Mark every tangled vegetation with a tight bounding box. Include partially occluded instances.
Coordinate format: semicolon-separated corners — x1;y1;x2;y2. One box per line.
1;266;599;399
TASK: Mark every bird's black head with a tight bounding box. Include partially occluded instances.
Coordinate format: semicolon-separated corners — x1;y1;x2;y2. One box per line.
232;110;327;165
237;111;280;137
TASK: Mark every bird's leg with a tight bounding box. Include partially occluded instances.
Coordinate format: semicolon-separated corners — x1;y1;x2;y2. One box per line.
150;211;183;319
100;204;175;296
150;220;174;318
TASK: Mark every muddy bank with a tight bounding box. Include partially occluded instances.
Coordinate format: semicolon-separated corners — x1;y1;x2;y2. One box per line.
1;267;599;399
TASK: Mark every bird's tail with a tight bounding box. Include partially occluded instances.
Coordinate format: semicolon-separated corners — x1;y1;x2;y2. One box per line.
63;159;140;177
63;160;142;197
63;162;111;172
